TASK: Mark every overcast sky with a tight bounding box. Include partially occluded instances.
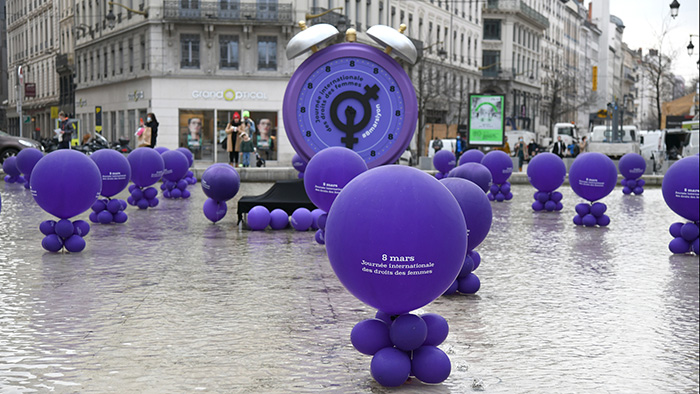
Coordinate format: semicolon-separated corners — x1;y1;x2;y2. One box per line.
607;0;699;84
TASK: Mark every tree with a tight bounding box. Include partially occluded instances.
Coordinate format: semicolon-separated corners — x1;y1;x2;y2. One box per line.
412;60;446;157
639;18;677;129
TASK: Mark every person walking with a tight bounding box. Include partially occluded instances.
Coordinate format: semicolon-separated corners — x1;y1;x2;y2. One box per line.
239;128;254;167
225;112;242;166
56;111;75;150
146;113;159;148
514;137;528;172
552;136;566;158
578;136;588;155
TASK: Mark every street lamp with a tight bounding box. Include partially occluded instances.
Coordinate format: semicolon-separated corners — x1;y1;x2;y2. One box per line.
669;0;680;19
688;34;699;56
106;1;148;30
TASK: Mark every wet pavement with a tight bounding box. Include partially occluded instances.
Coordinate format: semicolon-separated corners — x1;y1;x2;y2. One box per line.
0;180;698;393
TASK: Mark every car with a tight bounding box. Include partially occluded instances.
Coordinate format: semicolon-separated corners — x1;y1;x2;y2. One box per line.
0;130;44;164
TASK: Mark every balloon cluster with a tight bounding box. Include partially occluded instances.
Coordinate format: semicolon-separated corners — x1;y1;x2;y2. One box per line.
3;157;26;184
160;150;195;199
161;179;191;199
662;156;699;254
433;150;456;179
527;153;567;212
292;153;307;179
126;148;164;210
90;198;128;224
619;153;646;195
40;219;91;253
444;251;482;294
201;163;240;223
352;312;451;386
532;191;563;212
480;150;513;202
127;185;160;209
246;206;322;232
16;148;44;190
573;202;610;227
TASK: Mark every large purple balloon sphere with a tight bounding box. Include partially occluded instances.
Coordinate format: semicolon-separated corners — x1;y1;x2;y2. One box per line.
127;148;165;187
303;147;368;212
447;162;493;193
439;177;493;251
325;165;467;315
176;147;194;167
292;153;307;173
201;164;241;202
30;150;102;219
662;156;699;221
2;156;21;177
481;150;513;184
161;150;190;182
433;150;456;174
458;149;485;166
15;148;44;176
569;152;617;202
618;153;646;180
527;152;566;193
90;149;132;197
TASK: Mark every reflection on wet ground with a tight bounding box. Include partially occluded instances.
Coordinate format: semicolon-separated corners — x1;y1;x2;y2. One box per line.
1;181;698;393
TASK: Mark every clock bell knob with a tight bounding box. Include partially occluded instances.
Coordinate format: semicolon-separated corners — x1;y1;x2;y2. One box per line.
286;23;341;60
366;24;418;65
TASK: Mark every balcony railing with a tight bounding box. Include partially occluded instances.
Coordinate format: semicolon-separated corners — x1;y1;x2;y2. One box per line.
485;0;549;30
163;1;293;23
55;53;74;74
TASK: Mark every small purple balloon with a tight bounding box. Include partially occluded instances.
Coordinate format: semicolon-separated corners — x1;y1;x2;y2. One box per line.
597;214;611;226
303;147;368;212
39;220;56;235
127;148;165;188
390;314;428;351
569;152;617;202
42;234;64;252
680;222;700;242
161;150;190;182
351;318;392;356
575;203;590;216
544;200;556;211
457;273;480;294
440;177;493;251
317;213;328;230
176;147;194;167
73;220;90;236
311;208;324;230
292;153;307;173
201;164;241;202
590;202;607;218
55;219;75;238
469;250;481;270
458;149;485;165
662;156;699;221
2;156;21;177
433;150;456;174
370;347;411;387
458;254;474;278
669;237;691;254
447;162;493;193
481;150;513;184
97;210;114;224
421;313;449;347
291;207;313;231
113;211;128;223
247;205;270;230
154;146;169;154
64;235;86;253
618;153;646;180
90;149;132;197
582;214;597;227
527;152;566;193
411;345;451;384
269;209;289;230
136;198;149;209
573;214;583;225
203;198;227;223
15;148;44;177
314;229;325;244
532;201;544;211
669;222;684;238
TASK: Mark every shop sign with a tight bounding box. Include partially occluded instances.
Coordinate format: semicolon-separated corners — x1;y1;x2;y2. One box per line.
191;89;268;101
128;90;145;102
76;98;88;108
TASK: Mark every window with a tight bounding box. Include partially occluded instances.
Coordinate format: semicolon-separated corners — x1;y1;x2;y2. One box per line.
219;35;239;69
482;50;500;77
257;36;277;70
129;38;134;72
103;48;108;77
140;36;146;70
119;43;124;74
111;45;116;76
181;34;200;69
483;19;500;40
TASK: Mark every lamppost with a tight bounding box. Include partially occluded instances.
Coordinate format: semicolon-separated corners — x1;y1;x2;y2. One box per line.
416;41;446;157
669;0;680;19
688;34;699;116
106;1;148;29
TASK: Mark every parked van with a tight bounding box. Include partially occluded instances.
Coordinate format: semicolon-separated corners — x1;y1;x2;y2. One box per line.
428;139;456;157
587;125;640;159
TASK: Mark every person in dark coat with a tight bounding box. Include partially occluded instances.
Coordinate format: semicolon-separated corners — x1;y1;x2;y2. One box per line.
57;111;75;150
552;136;566;158
146;112;159;148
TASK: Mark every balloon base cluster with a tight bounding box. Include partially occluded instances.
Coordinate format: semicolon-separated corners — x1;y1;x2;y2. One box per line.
444;250;481;295
161;179;192;199
127;185;159;209
668;221;700;254
352;312;451;387
246;206;326;233
4;174;25;184
573;202;610;227
487;182;513;202
90;198;128;224
532;190;564;212
621;178;645;195
40;219;90;253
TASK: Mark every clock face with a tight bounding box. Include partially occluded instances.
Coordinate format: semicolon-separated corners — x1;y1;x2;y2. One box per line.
283;43;417;168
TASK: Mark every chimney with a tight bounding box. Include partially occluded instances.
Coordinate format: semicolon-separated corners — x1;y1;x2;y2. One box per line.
588;3;592;21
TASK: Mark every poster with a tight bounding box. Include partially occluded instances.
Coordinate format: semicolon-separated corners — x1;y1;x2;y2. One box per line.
467;94;505;147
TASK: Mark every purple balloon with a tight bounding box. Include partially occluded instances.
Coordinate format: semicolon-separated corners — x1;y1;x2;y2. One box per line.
247;205;270;230
693;238;700;255
421;313;449;346
444;279;459;295
113;211;128;223
470;250;481;270
201;164;241;202
633;186;644;195
370;347;411;387
582;214;597;227
433;150;456;174
457;273;480;294
527;152;566;193
569;153;618;202
440;178;493;251
42;234;64;252
269;209;289;230
2;156;21;177
618;153;646;180
501;182;511;194
303;147;368;212
325;166;467;315
390;314;427;351
575;203;590;216
161;150;190;182
39;220;56;235
15;148;44;177
481;150;513;184
374;311;393;325
551;191;563;202
176;147;194;167
458;254;474;278
292;153;307;173
90;149;132;198
106;199;122;214
127;148;165;188
351;318;392;356
669;237;691;254
544;200;556;211
622;186;632;195
434;171;444;180
291;207;313;231
680;222;700;242
537;192;550;204
597;214;611;227
317;213;328;230
447;162;493;193
73;220;90;236
136;198;149;209
314;229;325;244
458;149;485;165
532;200;544;211
144;187;158;200
311;208;324;230
411;346;451;384
64;235;86;253
30;150;102;219
573;214;583;225
590;202;607;218
203;198;227;223
170;188;182;199
97;210;114;224
669;222;684;237
662;156;699;221
154;146;169;154
489;184;500;194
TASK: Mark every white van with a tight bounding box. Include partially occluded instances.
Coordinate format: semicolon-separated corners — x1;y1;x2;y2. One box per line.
428;139;456;157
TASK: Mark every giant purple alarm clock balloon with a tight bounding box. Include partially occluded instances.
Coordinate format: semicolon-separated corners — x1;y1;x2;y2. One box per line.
662;155;699;221
201;163;241;202
618;152;646;180
90;149;132;198
433;150;456;174
439;177;493;251
325;165;467;315
303;147;368;212
446;162;493;193
527;152;566;193
161;150;190;182
127;147;165;187
569;152;617;202
480;150;513;184
30;150;102;219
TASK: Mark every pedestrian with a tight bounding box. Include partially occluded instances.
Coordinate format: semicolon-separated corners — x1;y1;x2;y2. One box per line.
242;110;256;134
56;111;75;150
432;139;443;153
552;136;566;158
527;139;539;157
146;112;159;148
225;112;242;166
239;128;254;167
578;136;588;154
136;118;151;147
514;137;528;172
494;136;511;155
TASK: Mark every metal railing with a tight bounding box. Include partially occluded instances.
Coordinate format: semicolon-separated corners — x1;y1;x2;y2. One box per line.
485;0;549;29
163;1;293;23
